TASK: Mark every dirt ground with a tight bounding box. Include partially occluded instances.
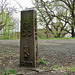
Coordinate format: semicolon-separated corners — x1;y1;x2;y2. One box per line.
0;39;75;75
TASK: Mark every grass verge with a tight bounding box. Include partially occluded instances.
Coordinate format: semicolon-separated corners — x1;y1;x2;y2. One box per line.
38;37;75;40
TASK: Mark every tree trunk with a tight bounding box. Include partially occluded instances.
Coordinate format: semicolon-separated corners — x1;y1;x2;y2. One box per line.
71;15;75;37
71;1;75;37
46;25;49;38
71;26;75;37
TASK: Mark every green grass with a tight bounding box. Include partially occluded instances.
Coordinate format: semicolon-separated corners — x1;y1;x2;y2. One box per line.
0;50;2;53
53;65;75;72
0;37;19;40
53;65;67;70
69;67;75;72
2;69;17;75
40;60;52;65
39;59;75;73
38;37;75;40
63;73;66;75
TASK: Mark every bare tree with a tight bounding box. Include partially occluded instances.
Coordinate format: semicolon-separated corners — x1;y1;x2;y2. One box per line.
32;0;70;38
52;0;75;37
0;0;23;39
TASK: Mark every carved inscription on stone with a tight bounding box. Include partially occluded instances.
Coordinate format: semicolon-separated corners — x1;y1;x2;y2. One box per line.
23;46;29;57
23;23;27;29
28;30;32;37
22;61;33;67
20;9;38;67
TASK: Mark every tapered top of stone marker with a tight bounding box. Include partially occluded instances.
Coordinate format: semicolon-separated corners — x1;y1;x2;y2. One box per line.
21;9;36;12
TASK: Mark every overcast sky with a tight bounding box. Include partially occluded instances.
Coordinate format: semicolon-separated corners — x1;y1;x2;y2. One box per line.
11;0;34;10
6;0;46;31
10;0;35;31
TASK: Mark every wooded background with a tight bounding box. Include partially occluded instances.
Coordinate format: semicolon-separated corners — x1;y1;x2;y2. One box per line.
0;0;75;39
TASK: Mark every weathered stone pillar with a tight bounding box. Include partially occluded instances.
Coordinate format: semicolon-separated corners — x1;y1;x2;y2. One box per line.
20;9;38;67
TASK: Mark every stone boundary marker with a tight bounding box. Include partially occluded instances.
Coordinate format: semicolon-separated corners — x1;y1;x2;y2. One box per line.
20;9;38;67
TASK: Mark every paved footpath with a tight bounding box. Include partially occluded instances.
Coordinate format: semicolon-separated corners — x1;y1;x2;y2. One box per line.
0;39;75;66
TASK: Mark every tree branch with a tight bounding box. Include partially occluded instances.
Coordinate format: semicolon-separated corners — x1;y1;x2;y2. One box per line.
59;0;72;9
41;0;53;20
